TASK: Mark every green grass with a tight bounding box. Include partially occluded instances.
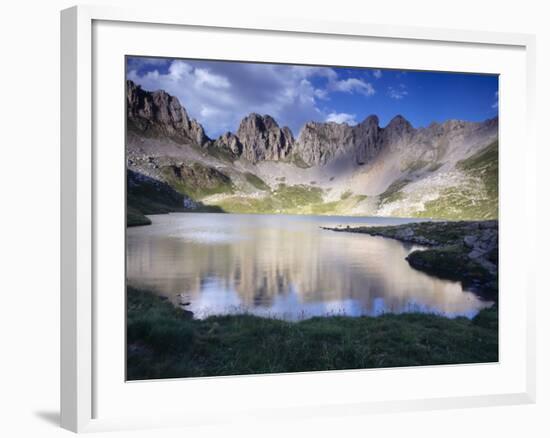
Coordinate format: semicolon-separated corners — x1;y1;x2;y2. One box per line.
127;287;498;380
126;169;226;225
213;185;369;216
215;183;324;214
376;141;498;220
202;144;237;163
457;141;498;175
309;195;367;215
412;186;497;220
419;141;498;220
413;142;498;220
244;172;270;191
378;179;411;204
457;141;498;209
161;162;234;200
340;190;353;200
127;169;188;215
274;183;324;205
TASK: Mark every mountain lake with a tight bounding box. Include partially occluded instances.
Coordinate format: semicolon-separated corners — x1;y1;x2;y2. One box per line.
126;213;493;321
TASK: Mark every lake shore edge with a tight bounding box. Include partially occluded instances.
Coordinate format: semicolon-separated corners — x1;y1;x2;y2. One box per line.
322;220;498;300
127;286;498;380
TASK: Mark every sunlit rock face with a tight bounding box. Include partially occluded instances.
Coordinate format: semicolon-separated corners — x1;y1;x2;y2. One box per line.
126;80;209;146
295;121;354;166
213;132;243;156
236;113;295;163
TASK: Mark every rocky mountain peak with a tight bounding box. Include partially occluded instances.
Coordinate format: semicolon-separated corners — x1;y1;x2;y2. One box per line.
353;115;383;165
213;131;243;156
126;80;209;146
360;115;380;127
127;81;498;172
236;113;294;163
386;115;413;132
381;114;415;147
296;121;354;166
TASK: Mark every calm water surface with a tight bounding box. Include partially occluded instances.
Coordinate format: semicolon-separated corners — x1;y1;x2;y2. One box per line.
126;213;492;320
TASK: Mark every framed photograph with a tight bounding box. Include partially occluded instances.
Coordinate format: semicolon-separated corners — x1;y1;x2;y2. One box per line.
61;5;536;433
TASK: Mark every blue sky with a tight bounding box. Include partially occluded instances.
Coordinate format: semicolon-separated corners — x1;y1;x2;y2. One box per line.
127;56;498;139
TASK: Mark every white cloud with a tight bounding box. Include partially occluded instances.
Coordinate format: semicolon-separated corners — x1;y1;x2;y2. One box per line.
166;60;192;79
329;78;375;96
387;84;408;100
194;68;231;88
326;112;357;125
314;88;329;100
372;69;382;79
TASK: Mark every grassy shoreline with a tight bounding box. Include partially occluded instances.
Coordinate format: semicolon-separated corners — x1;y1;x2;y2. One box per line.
127;287;498;380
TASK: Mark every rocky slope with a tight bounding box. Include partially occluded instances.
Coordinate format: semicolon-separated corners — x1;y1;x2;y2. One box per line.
126;80;498;221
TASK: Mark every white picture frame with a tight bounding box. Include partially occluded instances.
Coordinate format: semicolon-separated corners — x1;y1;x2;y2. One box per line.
60;4;537;433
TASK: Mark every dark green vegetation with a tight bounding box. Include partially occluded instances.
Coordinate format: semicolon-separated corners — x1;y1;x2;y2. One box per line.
127;169;188;215
126;168;224;226
127;287;498;380
244;172;270;191
378;179;411;204
340;190;353;200
127;206;152;227
406;248;496;297
324;220;498;298
161;162;234;199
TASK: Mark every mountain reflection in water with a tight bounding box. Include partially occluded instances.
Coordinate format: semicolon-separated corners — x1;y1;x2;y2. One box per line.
126;213;492;320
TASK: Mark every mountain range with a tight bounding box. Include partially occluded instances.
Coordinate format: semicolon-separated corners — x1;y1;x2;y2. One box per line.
126;79;498;223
